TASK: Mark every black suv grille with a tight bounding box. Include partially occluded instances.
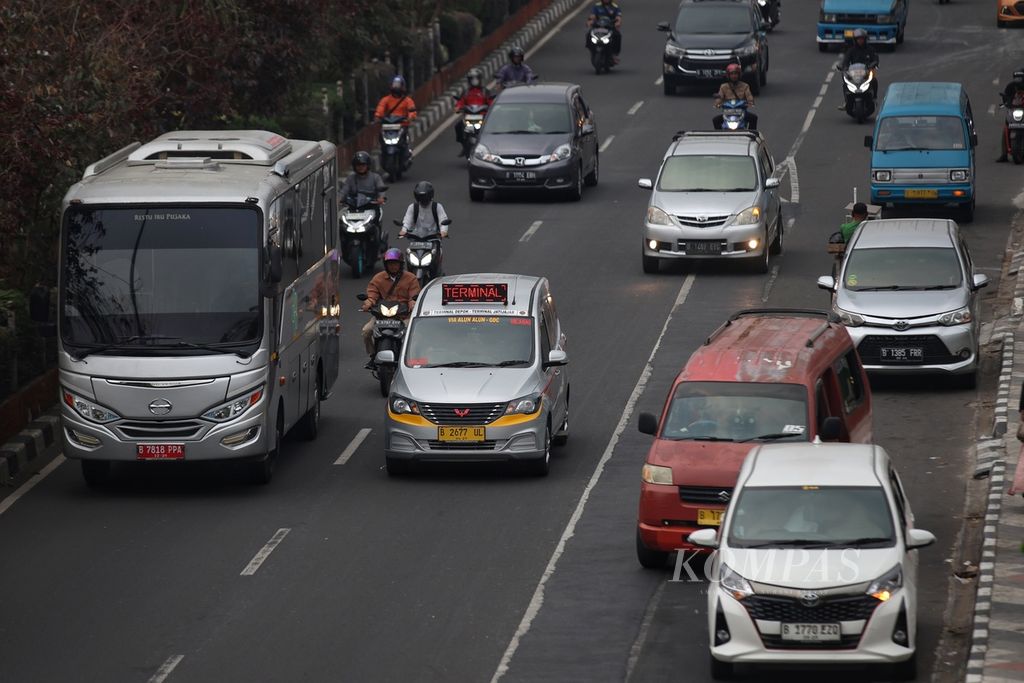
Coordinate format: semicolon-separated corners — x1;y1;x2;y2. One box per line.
856;334;957;365
742;594;880;623
678;486;733;505
419;402;507;425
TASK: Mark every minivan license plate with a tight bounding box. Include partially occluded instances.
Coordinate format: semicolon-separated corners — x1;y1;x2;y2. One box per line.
137;444;185;460
881;347;923;361
505;171;536;181
905;189;939;199
686;241;723;255
438;426;486;442
782;623;841;642
698;69;723;79
697;509;723;526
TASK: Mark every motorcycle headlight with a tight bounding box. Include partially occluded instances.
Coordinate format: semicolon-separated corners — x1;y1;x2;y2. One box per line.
600;35;611;44
866;564;902;602
939;306;972;326
665;43;685;58
646;206;674;226
950;169;969;182
757;0;767;6
542;143;572;164
505;394;542;415
202;385;265;422
720;564;754;601
833;305;864;327
732;206;762;225
473;143;501;164
344;220;368;233
873;170;892;182
641;463;673;485
726;119;741;130
63;388;121;424
406;251;421;266
390;394;420;415
381;303;399;318
410;252;433;267
1013;109;1024;122
844;77;858;93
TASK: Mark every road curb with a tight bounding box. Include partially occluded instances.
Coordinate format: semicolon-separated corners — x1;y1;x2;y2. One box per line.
965;457;1006;683
0;412;59;487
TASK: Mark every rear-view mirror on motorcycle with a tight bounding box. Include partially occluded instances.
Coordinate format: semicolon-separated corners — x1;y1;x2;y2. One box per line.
441;219;452;226
356;293;368;301
393;219;403;227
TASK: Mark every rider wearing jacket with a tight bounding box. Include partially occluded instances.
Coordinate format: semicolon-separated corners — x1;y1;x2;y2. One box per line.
340;151;387;206
998;69;1024;162
400;181;450;240
586;0;622;64
712;64;757;130
454;68;493;149
374;76;418;126
838;29;879;108
495;47;537;89
360;249;420;360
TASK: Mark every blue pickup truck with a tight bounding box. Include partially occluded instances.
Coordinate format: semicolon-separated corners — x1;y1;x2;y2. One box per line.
817;0;909;51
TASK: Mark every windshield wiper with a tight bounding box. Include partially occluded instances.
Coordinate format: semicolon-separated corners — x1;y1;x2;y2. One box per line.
678;435;736;442
920;284;959;290
738;432;805;443
851;285;906;291
158;340;253;358
69;334;178;360
423;361;492;368
739;540;835;549
494;359;532;367
831;537;894;547
70;335;251;360
494;129;539;134
879;146;920;152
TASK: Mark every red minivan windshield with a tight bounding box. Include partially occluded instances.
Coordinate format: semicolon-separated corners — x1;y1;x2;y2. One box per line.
660;381;808;442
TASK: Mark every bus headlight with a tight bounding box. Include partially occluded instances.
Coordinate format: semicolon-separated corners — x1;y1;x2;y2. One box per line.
63;389;120;424
203;386;264;422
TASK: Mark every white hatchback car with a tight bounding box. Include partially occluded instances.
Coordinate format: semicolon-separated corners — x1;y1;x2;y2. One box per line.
689;443;935;680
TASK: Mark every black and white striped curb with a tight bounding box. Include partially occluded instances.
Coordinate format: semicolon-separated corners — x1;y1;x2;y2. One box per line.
0;412;60;487
409;0;589;147
964;457;1006;683
992;333;1015;441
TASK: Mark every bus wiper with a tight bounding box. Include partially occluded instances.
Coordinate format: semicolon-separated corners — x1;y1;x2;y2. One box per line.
69;334;176;360
70;335;251;360
738;432;804;443
159;340;253;358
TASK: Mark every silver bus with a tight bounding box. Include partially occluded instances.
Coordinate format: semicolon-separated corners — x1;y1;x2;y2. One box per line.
53;130;341;485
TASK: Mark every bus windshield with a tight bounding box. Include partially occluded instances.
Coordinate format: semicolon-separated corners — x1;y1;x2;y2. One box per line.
61;206;262;352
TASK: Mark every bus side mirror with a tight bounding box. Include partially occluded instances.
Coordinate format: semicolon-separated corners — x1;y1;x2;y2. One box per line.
266;243;283;284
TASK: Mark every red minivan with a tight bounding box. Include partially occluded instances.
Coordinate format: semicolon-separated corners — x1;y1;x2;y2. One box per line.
635;309;873;568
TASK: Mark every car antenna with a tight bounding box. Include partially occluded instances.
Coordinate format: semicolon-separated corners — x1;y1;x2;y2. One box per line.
509;278;517;307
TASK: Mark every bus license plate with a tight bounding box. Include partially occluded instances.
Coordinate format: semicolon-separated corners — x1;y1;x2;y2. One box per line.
137;444;185;460
881;347;923;361
697;509;723;526
782;623;841;642
905;189;938;199
437;426;486;442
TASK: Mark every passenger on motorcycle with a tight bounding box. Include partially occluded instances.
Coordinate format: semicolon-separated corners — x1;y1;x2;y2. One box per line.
838;29;879;109
454;68;493;150
712;64;757;130
495;46;537;89
360;248;420;361
374;76;418;126
400;181;450;240
997;69;1024;162
586;0;622;64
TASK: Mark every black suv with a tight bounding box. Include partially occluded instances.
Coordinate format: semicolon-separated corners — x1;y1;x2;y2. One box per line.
659;0;769;96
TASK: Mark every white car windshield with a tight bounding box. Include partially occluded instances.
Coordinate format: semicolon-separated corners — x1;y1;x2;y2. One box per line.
843;247;963;291
658;155;758;192
404;315;535;368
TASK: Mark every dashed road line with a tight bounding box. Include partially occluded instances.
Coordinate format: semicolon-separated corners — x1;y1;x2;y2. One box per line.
334;428;371;465
784;156;800;204
0;454;65;517
627;100;644;116
624;581;667;682
148;655;184;683
761;264;781;303
988;104;997;116
520;220;544;242
654;76;664;86
240;528;291;576
599;135;615;153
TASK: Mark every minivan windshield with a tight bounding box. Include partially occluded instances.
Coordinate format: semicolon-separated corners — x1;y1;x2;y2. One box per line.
674;4;752;34
876;115;967;151
485;103;571;135
727;486;896;548
660;382;808;442
404;315;535;368
843;246;963;291
658;155;758;192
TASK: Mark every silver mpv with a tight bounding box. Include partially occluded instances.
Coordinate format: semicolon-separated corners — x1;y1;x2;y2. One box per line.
382;274;569;476
639;130;783;274
817;218;988;387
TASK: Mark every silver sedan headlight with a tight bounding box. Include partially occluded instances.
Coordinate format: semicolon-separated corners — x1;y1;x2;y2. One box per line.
939;307;972;326
833;305;865;327
646;206;674;226
731;206;762;226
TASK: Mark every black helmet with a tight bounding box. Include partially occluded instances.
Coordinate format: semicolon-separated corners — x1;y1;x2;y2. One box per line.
352;150;371;170
509;45;525;61
467;68;483;88
413;181;434;205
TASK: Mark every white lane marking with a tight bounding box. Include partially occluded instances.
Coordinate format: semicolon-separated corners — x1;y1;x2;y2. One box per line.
334;428;371;465
786;216;796;231
784;156;799;204
148;655;184;683
519;220;544;242
624;581;667;682
240;528;290;576
599;135;615;153
800;108;816;135
776;63;834;206
525;0;591;59
490;274;697;683
818;83;829;97
761;264;781;303
812;95;823;110
655;76;664;86
988;104;997;116
0;454;65;517
627;100;644;116
825;70;836;84
994;78;1001;86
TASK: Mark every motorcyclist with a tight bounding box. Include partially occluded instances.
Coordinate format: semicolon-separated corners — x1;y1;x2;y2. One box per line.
340;151;387;207
712;64;757;130
400;181;450;240
360;248;420;363
374;75;418;126
454;68;493;153
997;68;1024;162
586;0;622;65
838;28;879;109
495;46;537;89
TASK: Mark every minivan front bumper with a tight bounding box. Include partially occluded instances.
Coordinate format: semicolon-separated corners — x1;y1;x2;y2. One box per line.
385;409;548;464
845;322;977;375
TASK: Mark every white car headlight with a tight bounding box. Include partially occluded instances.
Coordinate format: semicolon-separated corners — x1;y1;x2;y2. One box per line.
202;385;265;422
63;389;120;424
950;169;969;182
505;394;542;415
833;305;865;327
1013;109;1024;122
473;144;500;164
542;144;572;164
939;307;972;325
720;564;754;601
873;170;892;182
732;206;762;225
641;463;673;485
646;206;674;226
390;394;420;415
866;564;902;602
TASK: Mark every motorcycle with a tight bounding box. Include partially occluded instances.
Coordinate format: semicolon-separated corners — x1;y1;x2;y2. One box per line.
1001;93;1024;165
588;15;616;74
839;63;877;124
718;99;752;130
356;293;409;397
379;115;411;182
453;99;489;159
755;0;780;29
394;218;451;288
340;192;387;278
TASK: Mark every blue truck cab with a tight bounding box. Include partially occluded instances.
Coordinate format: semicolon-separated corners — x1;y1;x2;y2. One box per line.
864;82;978;223
817;0;908;50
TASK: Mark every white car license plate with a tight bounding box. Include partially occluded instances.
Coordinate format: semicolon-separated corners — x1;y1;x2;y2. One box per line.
781;622;841;642
880;346;923;361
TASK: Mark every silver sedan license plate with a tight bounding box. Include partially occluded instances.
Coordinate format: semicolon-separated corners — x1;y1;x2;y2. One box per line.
781;622;841;642
880;346;923;361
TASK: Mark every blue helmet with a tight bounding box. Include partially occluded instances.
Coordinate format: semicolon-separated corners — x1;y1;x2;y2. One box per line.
390;75;407;94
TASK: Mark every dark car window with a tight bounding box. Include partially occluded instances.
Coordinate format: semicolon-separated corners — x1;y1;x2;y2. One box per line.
485;103;571;135
674;4;753;34
661;381;808;442
876;116;967;151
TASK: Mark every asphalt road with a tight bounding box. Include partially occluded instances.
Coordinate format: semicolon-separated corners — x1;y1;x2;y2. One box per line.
1;2;1022;682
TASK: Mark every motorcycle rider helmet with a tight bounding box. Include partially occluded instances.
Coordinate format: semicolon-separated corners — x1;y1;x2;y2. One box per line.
852;28;868;44
383;248;404;265
467;68;483;88
508;46;525;64
352;150;371;172
389;75;407;96
413;181;434;206
725;63;742;79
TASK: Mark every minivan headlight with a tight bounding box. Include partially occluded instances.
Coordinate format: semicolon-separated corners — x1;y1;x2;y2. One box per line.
939;307;972;326
63;389;120;424
866;564;903;602
834;305;864;327
647;206;674;226
202;385;264;422
821;12;837;22
505;394;542;415
541;144;572;164
390;394;420;415
720;564;754;601
873;170;892;182
473;143;500;164
950;169;969;182
732;206;762;226
641;463;673;485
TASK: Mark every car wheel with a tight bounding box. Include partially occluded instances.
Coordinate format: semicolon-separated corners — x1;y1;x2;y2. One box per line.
749;231;770;273
769;215;783;255
248;409;282;485
636;528;669;568
954;370;977;390
81;460;111;488
896;25;905;45
566;164;583;201
296;370;321;441
385;456;414;476
642;253;660;274
469;186;484;202
526;425;551;476
891;652;917;681
709;653;734;681
584;152;599;187
552;389;569;446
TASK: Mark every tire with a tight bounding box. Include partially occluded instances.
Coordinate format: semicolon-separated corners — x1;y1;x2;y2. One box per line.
469;186;484;202
663;77;675;96
584;152;599;187
552;390;569;446
1013;137;1024;165
748;73;761;96
350;247;365;278
642;253;660;274
769;215;783;255
760;62;767;86
525;425;551;476
960;198;975;224
296;370;321;441
385;456;414;476
892;652;917;681
709;653;734;681
81;460;111;488
248;410;282;485
636;528;669;568
818;42;829;52
566;164;583;201
749;230;770;273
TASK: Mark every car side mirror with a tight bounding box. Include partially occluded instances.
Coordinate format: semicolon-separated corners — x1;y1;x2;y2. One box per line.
819;416;842;441
266;242;282;284
765;177;780;189
543;349;568;368
656;21;670;32
973;273;989;290
375;349;396;365
816;275;836;291
906;528;936;550
638;411;658;435
863;135;873;148
688;528;719;548
29;284;50;324
638;178;653;190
